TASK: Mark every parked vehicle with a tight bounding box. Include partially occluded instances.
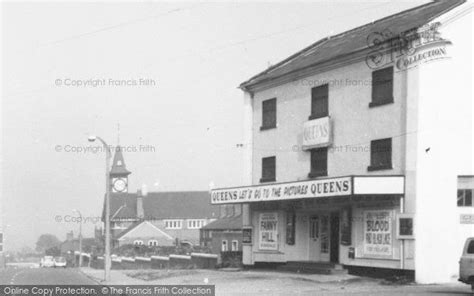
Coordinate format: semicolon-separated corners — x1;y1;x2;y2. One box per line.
459;237;474;290
53;256;67;268
40;256;54;268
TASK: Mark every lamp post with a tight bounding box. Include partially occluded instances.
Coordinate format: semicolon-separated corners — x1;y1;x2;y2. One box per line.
73;209;83;268
88;135;112;282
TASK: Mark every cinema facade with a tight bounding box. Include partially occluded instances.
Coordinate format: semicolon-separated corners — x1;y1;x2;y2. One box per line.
211;1;473;284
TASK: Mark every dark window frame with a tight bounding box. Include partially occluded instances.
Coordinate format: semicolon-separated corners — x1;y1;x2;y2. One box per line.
260;156;276;183
309;84;329;120
368;138;392;171
286;212;296;245
370;66;394;107
308;147;328;178
260;98;277;131
457;189;473;207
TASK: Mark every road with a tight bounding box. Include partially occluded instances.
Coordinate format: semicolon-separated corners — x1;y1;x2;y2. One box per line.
0;267;97;285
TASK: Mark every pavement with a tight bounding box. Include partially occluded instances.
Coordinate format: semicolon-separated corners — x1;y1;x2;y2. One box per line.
79;267;474;295
0;266;472;295
0;267;97;285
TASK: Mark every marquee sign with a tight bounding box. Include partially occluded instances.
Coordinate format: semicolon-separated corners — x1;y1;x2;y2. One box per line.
211;177;351;204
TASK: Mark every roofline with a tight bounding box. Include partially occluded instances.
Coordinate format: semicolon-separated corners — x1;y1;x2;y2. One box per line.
239;0;466;91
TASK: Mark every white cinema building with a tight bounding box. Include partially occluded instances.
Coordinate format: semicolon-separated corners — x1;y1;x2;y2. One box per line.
211;0;473;283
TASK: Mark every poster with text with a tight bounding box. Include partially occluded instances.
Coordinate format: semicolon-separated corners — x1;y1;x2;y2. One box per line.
364;210;393;256
259;212;278;250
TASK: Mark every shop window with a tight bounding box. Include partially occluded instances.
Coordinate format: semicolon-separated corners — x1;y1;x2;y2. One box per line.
261;98;277;130
309;147;328;178
231;240;239;251
310;84;329;120
370;66;393;107
221;240;228;252
309;216;319;240
259;212;278;250
340;208;352;245
320;215;329;254
286;212;296;245
368;138;392;171
457;189;473;207
260;156;276;183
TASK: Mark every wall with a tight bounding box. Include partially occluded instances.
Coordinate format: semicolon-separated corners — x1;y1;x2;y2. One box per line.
251;59;405;185
210;231;242;253
248;200;405;269
412;5;473;283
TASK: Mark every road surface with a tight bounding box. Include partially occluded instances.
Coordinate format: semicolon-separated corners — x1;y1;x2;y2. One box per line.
0;267;96;285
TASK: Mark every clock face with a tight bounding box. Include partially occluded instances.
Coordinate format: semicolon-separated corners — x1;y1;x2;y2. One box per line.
113;178;127;192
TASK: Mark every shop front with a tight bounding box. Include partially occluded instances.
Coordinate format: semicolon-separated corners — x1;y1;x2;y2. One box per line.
211;176;411;270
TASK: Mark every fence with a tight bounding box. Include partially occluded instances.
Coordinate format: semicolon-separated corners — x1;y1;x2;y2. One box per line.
78;252;218;270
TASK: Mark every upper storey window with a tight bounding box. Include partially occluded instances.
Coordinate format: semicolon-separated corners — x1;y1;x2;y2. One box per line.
261;98;277;130
310;84;328;120
370;66;394;107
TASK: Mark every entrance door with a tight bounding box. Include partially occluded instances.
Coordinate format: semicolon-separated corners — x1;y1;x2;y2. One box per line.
308;215;320;261
330;212;340;263
320;214;330;262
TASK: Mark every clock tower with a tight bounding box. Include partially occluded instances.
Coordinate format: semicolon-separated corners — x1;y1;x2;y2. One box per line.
110;146;131;193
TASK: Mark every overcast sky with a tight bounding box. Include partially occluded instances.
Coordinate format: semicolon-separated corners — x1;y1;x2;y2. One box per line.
1;0;426;251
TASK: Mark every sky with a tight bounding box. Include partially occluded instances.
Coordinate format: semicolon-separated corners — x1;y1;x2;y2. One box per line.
1;0;427;251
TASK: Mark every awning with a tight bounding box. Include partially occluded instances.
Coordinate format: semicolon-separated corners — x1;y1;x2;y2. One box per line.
211;175;404;204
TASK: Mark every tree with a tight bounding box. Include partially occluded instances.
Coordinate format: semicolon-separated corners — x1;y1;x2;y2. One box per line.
35;234;60;253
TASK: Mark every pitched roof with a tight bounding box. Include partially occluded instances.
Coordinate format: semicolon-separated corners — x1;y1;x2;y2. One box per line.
239;0;465;90
202;215;243;230
110;146;131;176
109;191;218;220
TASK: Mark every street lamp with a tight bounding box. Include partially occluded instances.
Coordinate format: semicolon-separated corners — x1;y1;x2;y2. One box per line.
88;135;112;282
73;209;83;268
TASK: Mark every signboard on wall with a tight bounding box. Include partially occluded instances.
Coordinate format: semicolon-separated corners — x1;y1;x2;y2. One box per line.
242;227;253;244
259;212;278;250
363;210;393;256
211;177;351;204
460;214;474;224
302;116;332;149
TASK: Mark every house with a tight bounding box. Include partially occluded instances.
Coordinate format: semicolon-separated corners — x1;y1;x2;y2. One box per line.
200;204;243;253
211;0;473;284
59;230;103;255
104;147;219;248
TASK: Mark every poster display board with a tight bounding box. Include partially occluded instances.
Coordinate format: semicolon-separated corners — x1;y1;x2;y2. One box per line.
363;210;393;257
259;212;278;250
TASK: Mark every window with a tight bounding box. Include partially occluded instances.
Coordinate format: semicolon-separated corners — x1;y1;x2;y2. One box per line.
370;66;394;107
231;240;239;251
148;240;159;247
309;147;328;177
467;240;474;254
309;216;319;240
261;98;277;130
368;138;392;171
457;189;473;207
187;219;205;229
286;212;296;245
310;84;328;119
260;156;276;183
133;240;144;246
221;240;228;252
320;215;329;253
164;220;183;229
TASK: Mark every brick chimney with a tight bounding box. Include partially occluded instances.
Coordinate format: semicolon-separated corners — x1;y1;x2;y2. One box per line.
136;184;147;220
